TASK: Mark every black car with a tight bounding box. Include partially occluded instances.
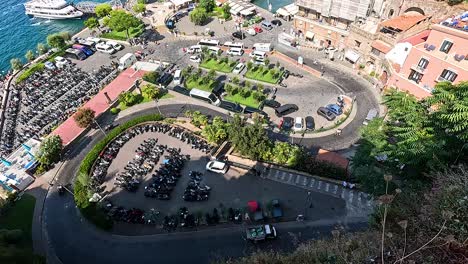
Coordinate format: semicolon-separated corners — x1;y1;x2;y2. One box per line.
243;106;267;117
173;85;190;95
305;116;315;130
157;72;173;86
275;104;298;117
220;101;243;113
271;20;282;27
281;117;294;130
282;70;290;79
263;99;281;109
232;31;246;39
317;107;336;121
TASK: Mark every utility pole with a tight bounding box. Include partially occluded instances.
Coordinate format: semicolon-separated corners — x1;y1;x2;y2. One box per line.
93;119;107;136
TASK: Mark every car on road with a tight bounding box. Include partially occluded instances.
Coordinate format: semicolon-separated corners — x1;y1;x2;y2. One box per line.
263;99;281;109
293;117;304;131
104;124;118;132
317;107;336;121
206;161;229;174
232;63;245;74
187;45;202;54
261;21;273;30
363;108;378;125
326;104;343;115
271;20;282;27
251;58;265;65
54;56;69;68
219;101;243;113
232;31;246;39
106;40;124;51
189;55;201;63
243;106;267;117
325;47;337;54
44;61;56;70
282;70;290;79
86;37;102;44
275;104;298;117
246;28;256;36
253;26;263;33
246;224;277;242
280;116;294;130
305;116;315;130
95;43;116;54
173;85;190;96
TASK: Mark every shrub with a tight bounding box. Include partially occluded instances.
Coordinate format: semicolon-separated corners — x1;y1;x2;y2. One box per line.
295;154;348;180
142;71;160;84
252;91;266;102
231;85;239;95
369;71;376;77
239;88;251;98
232;76;240;85
110;107;120;114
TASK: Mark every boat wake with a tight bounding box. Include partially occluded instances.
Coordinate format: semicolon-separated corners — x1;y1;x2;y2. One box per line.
31;22;41;26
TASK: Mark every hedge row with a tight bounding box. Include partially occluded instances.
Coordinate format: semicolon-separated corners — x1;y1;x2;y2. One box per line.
74;114;164;230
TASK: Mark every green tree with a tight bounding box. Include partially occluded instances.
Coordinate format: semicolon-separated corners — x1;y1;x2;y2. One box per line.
199;0;215;12
36;135;63;166
247;61;253;70
141;84;161;99
264;58;270;67
10;58;23;71
189;111;208;127
106;10;141;39
119;91;139;106
84;17;100;30
447;0;463;5
36;43;48;55
207;69;216;80
47;34;66;49
95;3;112;18
189;8;208;25
142;71;160;84
228;115;271;160
25;50;35;62
222;3;231;19
74;107;96;128
59;31;71;41
133;3;146;14
137;0;146;3
202;116;230;143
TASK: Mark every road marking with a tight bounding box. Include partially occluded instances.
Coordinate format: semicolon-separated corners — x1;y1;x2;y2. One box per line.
333;185;338;194
287;173;293;183
302;177;308;186
275;170;280;179
309;179;315;188
325;183;330;192
317;181;322;190
341;189;346;199
295;175;301;184
348;191;354;203
281;172;286;181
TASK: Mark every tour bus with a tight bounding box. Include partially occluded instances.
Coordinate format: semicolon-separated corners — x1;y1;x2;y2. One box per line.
65;48;87;60
72;44;93;56
189;88;221;106
226;47;244;56
253;43;272;52
249;50;267;59
198;39;220;47
223;41;245;49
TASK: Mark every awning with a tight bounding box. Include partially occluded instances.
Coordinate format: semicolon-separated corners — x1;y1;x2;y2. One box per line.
240;7;255;16
276;8;289;17
345;49;360;63
305;31;315;40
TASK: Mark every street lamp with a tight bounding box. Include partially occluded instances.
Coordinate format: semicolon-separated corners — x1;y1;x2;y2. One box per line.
154;98;162;115
93;119;107;136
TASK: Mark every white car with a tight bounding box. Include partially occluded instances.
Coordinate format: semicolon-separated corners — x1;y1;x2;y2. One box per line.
251;58;265;66
86;37;102;44
96;43;116;54
54;56;69;68
187;45;201;54
232;63;245;74
293;117;304;132
206;161;229;174
190;55;201;63
106;40;124;51
246;28;256;36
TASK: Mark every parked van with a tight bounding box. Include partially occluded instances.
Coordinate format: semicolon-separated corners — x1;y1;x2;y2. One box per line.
86;37;102;44
223;41;244;49
65;48;86;60
253;43;272;52
118;53;137;70
208;46;221;54
173;70;183;85
189;88;220;106
72;44;93;56
261;21;273;30
226;48;244;56
106;40;124;51
249;50;267;59
363;109;378;125
275;104;298;117
96;43;116;54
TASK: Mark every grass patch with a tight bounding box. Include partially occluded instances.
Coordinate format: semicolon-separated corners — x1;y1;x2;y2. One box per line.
160;93;174;99
101;24;144;41
0;194;35;246
185;78;215;92
16;63;45;84
200;58;236;73
224;93;261;108
116;90;172;111
245;67;283;84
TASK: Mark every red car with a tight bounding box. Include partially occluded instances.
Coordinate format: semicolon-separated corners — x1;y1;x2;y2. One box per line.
253;26;263;33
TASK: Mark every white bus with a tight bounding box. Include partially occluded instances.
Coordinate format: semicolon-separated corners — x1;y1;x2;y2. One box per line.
223;41;245;49
189;88;221;106
253;43;272;52
198;39;220;47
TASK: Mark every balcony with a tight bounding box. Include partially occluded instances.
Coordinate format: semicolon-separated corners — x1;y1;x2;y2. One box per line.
410;65;427;74
436;76;452;83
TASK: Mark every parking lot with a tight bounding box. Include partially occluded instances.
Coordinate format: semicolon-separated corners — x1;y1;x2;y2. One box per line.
103;128;346;222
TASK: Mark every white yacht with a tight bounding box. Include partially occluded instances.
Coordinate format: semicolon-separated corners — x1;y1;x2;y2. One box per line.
24;0;83;19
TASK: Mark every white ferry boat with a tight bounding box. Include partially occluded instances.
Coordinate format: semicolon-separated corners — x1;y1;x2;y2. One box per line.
24;0;83;19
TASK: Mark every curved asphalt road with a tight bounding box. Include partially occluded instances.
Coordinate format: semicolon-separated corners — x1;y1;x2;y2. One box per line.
45;104;369;264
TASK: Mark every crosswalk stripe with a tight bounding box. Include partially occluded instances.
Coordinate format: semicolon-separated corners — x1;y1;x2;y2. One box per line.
302;177;308;186
309;179;315;187
348;191;354;203
275;170;280;179
317;181;322;190
325;183;330;192
281;172;286;180
341;189;345;199
357;192;362;202
333;185;338;194
295;175;301;184
287;173;293;183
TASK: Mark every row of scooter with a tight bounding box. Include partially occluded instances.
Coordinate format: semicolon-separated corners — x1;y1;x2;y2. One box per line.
144;148;188;200
183;171;211;202
0;89;21;154
114;138;165;192
168;127;213;153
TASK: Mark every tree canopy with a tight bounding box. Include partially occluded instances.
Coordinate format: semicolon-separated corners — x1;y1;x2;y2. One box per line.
141;84;161;99
84;17;99;30
133;3;146;14
36;43;48;55
10;58;23;71
189;8;208;25
95;3;112;18
36;135;63;166
106;10;141;39
74;107;96;128
25;50;35;62
47;33;66;49
199;0;215;12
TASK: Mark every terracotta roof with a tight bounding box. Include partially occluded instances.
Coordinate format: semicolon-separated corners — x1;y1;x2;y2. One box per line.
316;149;349;171
380;14;428;31
371;40;392;54
399;29;430;45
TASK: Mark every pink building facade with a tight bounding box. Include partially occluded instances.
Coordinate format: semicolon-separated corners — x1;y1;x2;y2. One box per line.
388;22;468;99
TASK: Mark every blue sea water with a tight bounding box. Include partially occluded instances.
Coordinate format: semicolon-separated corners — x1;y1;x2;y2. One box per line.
0;0;107;74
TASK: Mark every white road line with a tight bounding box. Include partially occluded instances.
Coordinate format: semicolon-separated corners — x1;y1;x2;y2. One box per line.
281;172;286;180
333;185;338;194
309;179;315;188
295;175;301;184
325;183;330;192
302;177;308;186
287;173;294;183
317;181;322;190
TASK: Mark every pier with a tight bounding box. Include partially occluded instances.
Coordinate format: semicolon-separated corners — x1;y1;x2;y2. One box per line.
75;0;123;14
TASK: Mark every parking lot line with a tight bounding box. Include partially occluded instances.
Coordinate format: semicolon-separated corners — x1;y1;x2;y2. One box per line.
309;179;315;188
325;183;330;192
302;177;308;186
295;175;301;184
333;185;338;194
317;181;322;190
287;173;294;183
281;172;287;181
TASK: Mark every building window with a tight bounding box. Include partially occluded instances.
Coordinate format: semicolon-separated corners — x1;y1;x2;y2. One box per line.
439;69;458;82
417;58;429;69
408;69;423;84
388;9;394;18
355;40;361;48
440;40;453;54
